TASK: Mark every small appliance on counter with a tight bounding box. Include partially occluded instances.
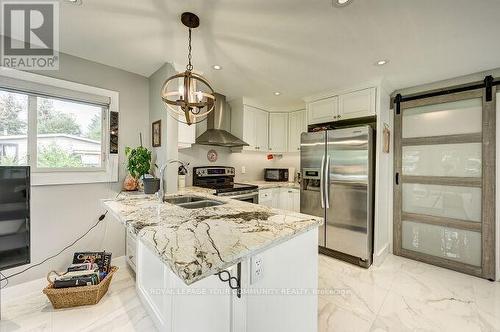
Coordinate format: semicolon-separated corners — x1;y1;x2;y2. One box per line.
264;168;289;182
193;166;259;204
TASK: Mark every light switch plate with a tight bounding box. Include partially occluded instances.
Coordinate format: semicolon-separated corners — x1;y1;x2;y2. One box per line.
241;166;246;174
251;255;264;284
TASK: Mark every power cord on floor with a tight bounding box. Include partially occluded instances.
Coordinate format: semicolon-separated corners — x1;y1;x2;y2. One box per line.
0;190;123;288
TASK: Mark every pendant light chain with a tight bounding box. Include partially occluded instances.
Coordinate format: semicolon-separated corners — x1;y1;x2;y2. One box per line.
186;28;193;71
161;12;215;126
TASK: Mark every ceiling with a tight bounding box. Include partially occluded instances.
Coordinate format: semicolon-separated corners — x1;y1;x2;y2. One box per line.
59;0;500;108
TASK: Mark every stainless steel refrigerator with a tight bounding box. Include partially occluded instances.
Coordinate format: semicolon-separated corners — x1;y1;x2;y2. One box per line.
300;126;374;267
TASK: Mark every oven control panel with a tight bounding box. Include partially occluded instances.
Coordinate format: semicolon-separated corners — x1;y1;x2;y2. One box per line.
194;166;235;178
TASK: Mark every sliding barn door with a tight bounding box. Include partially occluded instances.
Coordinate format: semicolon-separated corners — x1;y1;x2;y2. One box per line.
394;87;496;280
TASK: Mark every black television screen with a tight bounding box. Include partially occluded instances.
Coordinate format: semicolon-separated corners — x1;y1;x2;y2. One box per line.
0;166;30;271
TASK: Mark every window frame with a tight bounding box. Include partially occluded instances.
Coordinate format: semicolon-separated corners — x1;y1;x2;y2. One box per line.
0;68;119;186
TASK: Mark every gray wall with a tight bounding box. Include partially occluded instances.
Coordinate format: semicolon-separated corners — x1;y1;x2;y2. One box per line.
3;53;149;287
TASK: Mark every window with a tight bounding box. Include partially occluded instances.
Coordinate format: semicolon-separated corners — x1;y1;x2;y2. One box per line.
0;69;118;185
0;90;28;166
36;97;104;169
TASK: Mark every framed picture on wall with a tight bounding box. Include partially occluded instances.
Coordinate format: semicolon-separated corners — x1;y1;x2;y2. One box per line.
152;120;161;147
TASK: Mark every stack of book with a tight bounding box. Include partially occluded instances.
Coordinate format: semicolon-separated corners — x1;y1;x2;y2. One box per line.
53;251;112;289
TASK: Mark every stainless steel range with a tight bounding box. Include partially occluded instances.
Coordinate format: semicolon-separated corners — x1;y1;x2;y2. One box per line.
193;166;259;204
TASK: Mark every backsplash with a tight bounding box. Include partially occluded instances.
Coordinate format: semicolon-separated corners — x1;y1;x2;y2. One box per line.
178;145;300;185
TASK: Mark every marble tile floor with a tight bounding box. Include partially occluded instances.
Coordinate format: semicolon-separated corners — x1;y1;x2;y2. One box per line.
318;254;500;332
1;254;499;332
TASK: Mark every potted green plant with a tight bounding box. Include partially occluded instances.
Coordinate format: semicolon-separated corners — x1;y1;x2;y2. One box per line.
124;146;159;193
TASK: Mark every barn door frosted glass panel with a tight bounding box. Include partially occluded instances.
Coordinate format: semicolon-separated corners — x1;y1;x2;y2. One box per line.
399;95;484;274
402;184;481;222
402;143;482;177
402;220;481;266
402;98;482;138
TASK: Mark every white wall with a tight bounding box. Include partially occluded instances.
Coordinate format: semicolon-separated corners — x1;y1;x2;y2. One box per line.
3;53;149;287
148;63;179;193
373;85;393;265
178;144;300;185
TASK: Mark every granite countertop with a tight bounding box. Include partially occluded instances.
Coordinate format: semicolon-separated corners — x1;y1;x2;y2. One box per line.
102;187;322;285
244;180;300;190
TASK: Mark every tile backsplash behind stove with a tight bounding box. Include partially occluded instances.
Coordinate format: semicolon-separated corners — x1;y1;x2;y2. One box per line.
178;145;300;185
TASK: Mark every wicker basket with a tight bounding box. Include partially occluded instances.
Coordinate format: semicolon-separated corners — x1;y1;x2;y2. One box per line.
43;266;118;309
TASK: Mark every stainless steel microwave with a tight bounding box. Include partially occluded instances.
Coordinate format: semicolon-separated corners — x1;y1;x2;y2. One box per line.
264;168;289;182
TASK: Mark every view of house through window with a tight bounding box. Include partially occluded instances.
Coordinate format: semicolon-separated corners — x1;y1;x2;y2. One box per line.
0;88;104;169
36;97;103;168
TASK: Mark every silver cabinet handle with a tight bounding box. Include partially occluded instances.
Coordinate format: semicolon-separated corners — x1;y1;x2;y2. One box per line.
320;155;325;208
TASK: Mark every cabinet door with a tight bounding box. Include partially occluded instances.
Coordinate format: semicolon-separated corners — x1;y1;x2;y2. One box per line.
288;110;306;152
271;188;281;208
254;108;269;151
243;106;257;149
307;97;338;125
292;189;300;212
269;113;288;152
259;189;274;207
338;87;376;120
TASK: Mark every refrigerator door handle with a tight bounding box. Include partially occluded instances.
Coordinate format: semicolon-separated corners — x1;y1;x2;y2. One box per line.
324;155;330;209
320;154;325;208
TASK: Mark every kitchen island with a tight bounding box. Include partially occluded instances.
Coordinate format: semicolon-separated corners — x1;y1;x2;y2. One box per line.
102;188;322;332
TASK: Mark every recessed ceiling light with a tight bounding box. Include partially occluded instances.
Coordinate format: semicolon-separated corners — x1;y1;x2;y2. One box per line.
66;0;82;5
375;59;389;66
212;65;222;70
274;92;281;96
333;0;353;7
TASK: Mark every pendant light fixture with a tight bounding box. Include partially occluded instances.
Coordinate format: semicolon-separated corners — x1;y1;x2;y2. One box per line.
161;12;216;125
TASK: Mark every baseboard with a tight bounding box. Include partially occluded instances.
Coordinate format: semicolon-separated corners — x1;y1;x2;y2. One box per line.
373;243;390;267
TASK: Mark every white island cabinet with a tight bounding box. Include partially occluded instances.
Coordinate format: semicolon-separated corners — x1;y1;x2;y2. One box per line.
103;189;321;332
136;229;318;332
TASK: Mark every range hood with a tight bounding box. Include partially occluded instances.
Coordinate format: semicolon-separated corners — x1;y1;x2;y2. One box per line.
195;93;249;147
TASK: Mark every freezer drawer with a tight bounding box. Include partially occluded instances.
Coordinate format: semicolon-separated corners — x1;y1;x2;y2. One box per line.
325;182;371;260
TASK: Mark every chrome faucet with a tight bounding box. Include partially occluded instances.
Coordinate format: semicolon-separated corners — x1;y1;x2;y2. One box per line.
156;163;169;202
156;159;189;202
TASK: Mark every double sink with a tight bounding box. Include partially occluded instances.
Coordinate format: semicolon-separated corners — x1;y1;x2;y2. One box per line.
163;196;225;209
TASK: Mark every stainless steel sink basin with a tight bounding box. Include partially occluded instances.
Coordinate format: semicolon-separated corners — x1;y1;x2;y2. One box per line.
163;196;206;204
163;195;225;209
178;200;225;209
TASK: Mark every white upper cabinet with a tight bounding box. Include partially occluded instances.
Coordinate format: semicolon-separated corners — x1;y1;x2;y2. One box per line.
268;113;288;152
230;101;269;151
307;96;338;125
288;110;306;152
242;105;257;148
254;107;269;151
305;87;377;125
337;87;376;120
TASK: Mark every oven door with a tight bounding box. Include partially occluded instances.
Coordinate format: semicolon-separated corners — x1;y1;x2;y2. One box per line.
227;192;259;204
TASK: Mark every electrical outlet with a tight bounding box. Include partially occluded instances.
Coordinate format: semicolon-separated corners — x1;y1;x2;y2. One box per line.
241;166;246;174
251;255;264;284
